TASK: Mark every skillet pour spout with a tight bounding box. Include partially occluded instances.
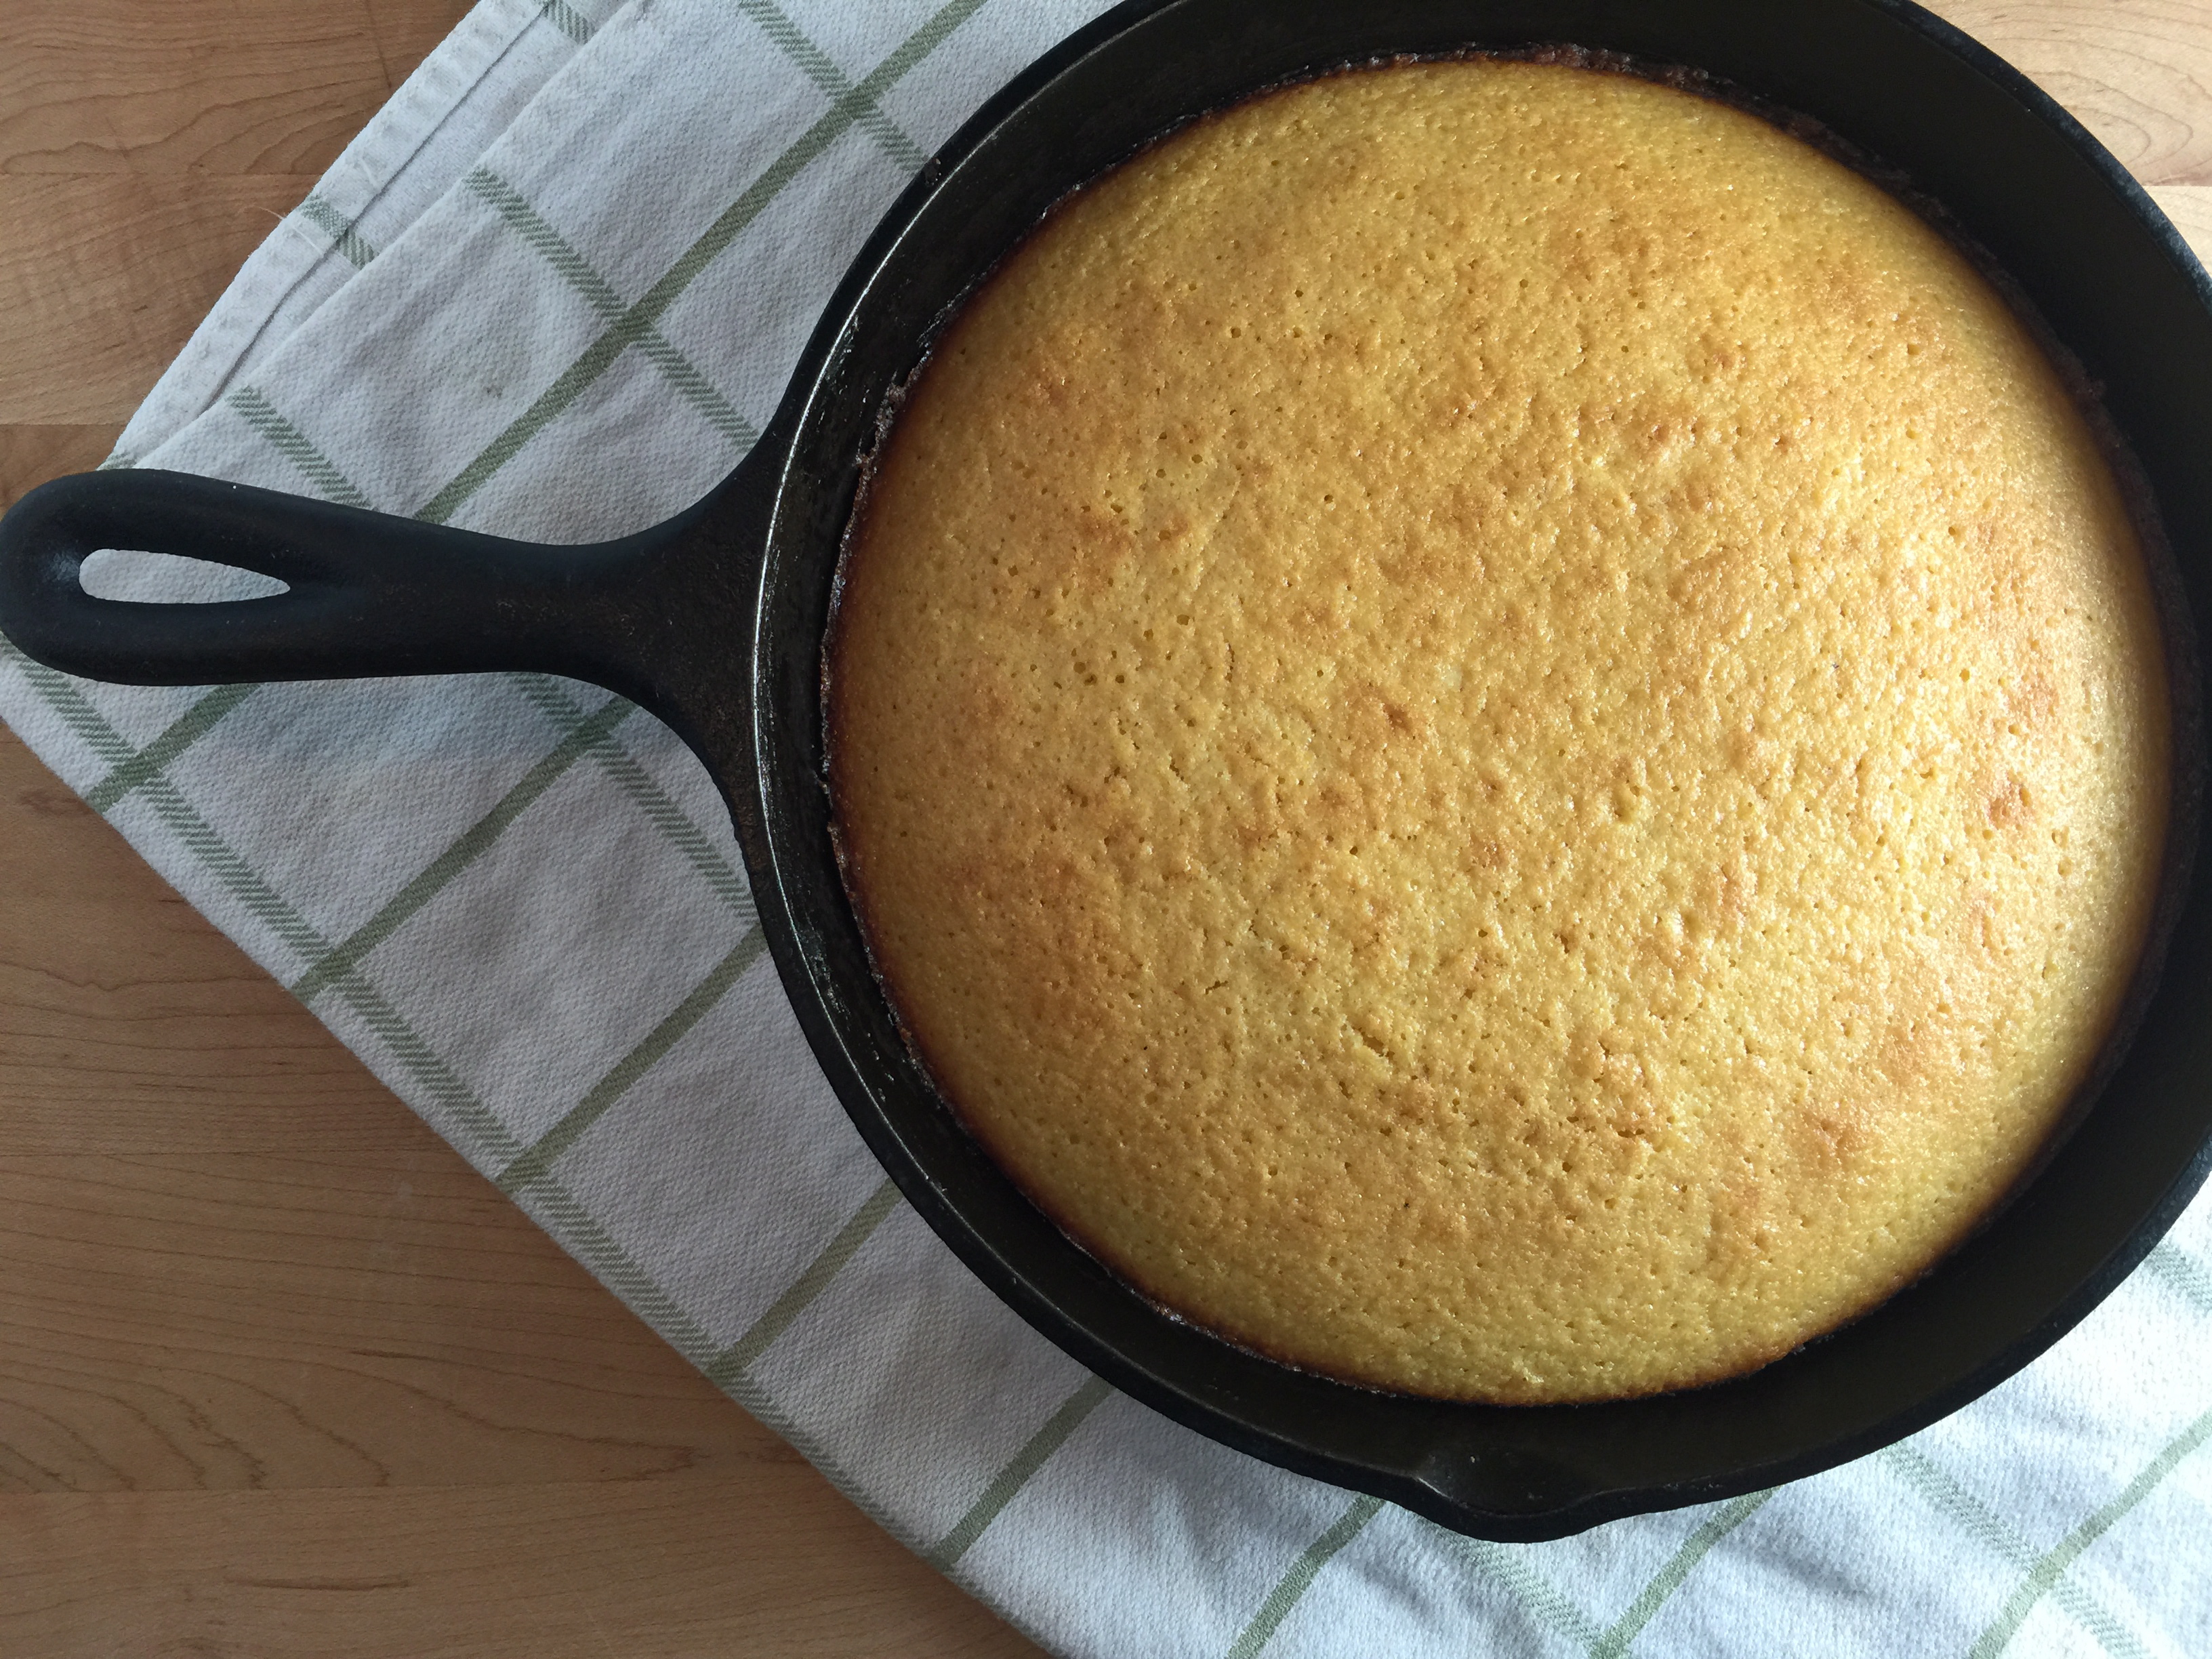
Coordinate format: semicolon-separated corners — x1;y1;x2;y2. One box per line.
3;0;2212;1542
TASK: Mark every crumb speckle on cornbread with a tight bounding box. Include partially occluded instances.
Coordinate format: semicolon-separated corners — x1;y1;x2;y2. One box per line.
828;60;2169;1403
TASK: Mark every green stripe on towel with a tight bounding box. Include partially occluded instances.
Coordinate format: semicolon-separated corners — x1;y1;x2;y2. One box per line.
928;1374;1115;1572
1223;1494;1385;1659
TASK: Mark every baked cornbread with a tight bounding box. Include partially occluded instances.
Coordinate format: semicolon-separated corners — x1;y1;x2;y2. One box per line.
828;59;2169;1403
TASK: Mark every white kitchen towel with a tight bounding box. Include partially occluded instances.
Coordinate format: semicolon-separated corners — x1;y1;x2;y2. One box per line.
7;2;2210;1654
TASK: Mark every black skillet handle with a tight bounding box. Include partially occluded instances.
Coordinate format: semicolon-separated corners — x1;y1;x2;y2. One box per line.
0;467;763;767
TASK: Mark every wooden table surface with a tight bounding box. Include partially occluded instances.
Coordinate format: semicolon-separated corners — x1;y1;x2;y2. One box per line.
1;3;2207;1654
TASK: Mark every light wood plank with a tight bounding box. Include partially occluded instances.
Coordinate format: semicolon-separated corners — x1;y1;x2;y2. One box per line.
1927;0;2212;184
0;175;316;424
0;0;395;176
0;1482;1044;1658
0;1145;773;1494
365;0;483;90
0;425;120;511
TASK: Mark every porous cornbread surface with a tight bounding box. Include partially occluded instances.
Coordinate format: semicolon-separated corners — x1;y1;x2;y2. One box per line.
829;60;2168;1404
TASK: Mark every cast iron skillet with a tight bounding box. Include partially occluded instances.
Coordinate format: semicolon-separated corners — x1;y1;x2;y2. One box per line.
3;0;2211;1541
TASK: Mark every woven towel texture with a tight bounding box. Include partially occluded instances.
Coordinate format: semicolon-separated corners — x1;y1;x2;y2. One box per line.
5;3;2209;1654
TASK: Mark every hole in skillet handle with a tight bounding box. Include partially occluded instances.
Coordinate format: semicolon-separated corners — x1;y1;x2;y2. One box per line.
81;548;290;603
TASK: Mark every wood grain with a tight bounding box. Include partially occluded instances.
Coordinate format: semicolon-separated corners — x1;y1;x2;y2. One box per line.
1;1483;1031;1657
0;176;315;427
0;1147;762;1493
0;1;434;175
0;2;2205;1656
0;0;504;424
1928;1;2212;185
0;426;122;514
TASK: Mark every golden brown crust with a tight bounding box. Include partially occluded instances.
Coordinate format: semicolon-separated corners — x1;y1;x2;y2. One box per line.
827;60;2169;1403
